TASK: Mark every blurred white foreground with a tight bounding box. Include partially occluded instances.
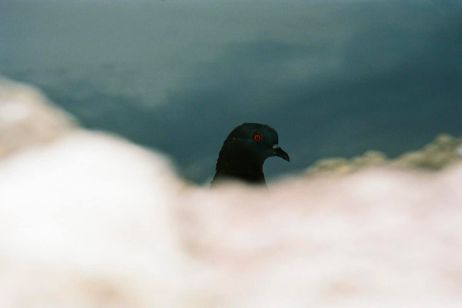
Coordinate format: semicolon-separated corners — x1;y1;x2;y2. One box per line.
1;77;462;307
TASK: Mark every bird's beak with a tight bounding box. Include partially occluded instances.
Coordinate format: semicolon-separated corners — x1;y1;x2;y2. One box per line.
272;145;290;162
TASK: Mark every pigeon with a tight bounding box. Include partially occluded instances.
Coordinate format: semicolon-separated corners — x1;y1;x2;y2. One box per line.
211;123;290;185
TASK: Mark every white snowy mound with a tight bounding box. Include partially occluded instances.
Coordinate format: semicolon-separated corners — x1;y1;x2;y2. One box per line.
1;77;461;307
0;77;75;158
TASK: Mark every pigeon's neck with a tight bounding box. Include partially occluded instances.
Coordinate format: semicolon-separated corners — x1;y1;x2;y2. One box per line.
213;144;266;185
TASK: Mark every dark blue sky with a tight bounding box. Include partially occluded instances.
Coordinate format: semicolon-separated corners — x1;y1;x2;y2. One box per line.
1;0;461;182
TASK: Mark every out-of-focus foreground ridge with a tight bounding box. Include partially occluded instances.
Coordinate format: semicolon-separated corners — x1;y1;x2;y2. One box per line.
307;134;462;175
0;77;75;158
1;77;462;307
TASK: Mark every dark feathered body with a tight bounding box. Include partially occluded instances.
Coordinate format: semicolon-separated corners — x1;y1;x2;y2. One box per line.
213;140;266;184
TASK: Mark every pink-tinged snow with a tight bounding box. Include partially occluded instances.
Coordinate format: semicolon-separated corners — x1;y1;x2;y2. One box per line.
0;130;461;308
1;76;461;307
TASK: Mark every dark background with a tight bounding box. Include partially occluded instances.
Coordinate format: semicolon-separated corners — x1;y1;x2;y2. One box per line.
1;0;461;183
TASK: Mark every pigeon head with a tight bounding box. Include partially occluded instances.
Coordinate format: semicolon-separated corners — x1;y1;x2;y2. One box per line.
212;123;290;185
222;123;290;162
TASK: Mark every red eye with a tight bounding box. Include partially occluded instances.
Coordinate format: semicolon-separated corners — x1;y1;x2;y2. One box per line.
252;133;263;143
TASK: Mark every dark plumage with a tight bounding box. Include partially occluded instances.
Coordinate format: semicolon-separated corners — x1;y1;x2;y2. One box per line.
211;123;290;185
